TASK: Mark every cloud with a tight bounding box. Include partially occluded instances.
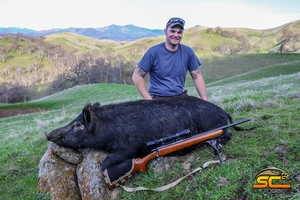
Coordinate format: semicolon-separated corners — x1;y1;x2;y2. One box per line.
0;0;299;30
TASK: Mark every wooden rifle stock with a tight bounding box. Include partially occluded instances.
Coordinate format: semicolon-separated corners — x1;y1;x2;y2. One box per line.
103;118;251;189
103;129;223;189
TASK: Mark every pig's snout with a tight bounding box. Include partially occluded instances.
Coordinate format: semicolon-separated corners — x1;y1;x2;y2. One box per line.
44;131;64;143
44;132;51;141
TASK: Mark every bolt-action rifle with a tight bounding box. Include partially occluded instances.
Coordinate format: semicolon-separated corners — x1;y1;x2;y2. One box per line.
103;118;251;190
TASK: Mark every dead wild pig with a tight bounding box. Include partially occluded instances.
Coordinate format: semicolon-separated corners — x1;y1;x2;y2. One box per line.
45;96;244;170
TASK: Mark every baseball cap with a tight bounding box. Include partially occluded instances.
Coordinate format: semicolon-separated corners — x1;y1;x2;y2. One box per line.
166;17;185;30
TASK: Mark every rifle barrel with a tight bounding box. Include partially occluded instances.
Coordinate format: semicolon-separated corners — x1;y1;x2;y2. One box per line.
198;118;251;135
153;118;251;152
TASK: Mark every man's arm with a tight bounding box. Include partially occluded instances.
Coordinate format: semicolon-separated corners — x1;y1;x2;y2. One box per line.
132;67;152;100
190;68;208;101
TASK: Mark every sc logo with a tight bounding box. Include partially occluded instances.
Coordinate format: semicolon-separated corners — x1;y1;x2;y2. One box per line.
253;167;291;189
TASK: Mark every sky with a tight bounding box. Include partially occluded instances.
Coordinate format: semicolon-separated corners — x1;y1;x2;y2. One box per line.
0;0;300;31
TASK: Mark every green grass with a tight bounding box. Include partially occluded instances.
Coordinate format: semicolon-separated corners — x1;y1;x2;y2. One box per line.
207;59;300;87
199;54;300;84
1;70;300;199
44;32;123;54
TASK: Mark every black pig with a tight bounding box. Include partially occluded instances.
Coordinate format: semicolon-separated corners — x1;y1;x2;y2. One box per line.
45;96;244;170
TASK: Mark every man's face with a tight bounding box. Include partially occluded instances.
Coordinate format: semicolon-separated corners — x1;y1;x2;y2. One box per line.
164;26;183;46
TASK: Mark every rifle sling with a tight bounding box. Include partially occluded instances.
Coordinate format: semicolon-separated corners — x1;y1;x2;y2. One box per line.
119;156;226;192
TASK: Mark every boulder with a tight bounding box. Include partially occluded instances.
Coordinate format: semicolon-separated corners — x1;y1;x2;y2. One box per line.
36;142;82;199
36;142;120;199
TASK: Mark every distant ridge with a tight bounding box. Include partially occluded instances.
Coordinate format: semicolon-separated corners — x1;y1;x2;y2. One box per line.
0;25;164;41
1;20;299;41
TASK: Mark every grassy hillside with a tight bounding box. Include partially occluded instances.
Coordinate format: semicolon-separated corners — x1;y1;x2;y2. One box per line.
207;59;300;87
182;54;300;87
199;54;300;84
44;32;123;53
1;20;299;103
1;64;299;199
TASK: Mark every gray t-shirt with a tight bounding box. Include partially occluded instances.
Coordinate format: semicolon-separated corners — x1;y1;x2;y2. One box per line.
138;42;201;96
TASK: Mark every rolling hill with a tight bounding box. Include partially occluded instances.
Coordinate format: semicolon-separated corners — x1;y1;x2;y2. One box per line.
43;20;300;55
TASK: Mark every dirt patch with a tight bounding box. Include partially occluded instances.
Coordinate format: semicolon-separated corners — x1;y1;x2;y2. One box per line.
0;108;45;118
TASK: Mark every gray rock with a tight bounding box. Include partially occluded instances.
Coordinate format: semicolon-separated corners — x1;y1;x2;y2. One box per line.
37;142;120;199
36;142;81;199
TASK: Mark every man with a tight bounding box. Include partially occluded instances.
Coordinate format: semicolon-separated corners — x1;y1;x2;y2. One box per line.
132;17;208;101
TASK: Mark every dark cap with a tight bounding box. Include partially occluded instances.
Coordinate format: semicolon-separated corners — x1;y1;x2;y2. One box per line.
166;17;185;30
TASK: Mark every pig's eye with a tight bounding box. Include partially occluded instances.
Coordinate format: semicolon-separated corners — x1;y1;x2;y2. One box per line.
74;122;82;128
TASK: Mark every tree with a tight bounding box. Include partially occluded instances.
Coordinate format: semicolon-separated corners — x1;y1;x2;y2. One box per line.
0;83;11;103
12;83;30;102
38;46;47;60
193;44;205;53
25;44;36;55
206;28;213;34
216;27;222;35
50;73;72;94
0;45;8;62
87;58;105;84
30;61;42;74
118;60;135;85
10;41;20;52
17;46;25;56
128;44;146;60
0;82;29;103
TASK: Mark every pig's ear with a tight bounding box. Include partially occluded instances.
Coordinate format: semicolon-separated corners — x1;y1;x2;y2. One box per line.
92;102;101;111
83;103;94;131
93;102;101;108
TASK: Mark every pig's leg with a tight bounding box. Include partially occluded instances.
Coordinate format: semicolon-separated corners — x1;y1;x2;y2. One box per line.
101;153;131;170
